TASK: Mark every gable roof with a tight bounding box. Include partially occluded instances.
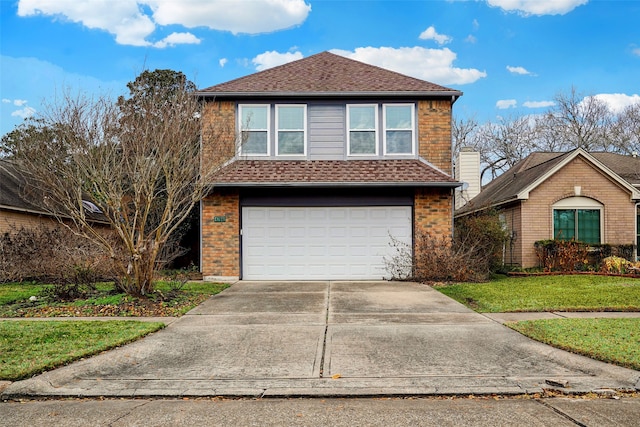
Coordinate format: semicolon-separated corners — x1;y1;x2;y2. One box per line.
0;160;47;216
211;159;459;188
456;149;640;216
197;51;462;99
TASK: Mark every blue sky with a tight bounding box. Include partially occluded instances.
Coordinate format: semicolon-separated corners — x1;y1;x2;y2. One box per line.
1;0;640;136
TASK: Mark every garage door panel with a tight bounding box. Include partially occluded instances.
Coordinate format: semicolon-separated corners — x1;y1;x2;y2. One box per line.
242;206;411;280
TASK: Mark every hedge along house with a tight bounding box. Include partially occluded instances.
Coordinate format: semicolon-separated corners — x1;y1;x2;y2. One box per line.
197;52;462;281
455;148;640;268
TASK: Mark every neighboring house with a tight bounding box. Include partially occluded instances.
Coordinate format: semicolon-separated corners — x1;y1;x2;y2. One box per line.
0;159;57;234
0;159;107;234
197;51;462;281
455;148;640;268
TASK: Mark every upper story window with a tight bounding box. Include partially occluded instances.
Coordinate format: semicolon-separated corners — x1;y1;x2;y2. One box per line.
276;105;306;155
384;104;415;155
347;105;378;156
239;105;269;155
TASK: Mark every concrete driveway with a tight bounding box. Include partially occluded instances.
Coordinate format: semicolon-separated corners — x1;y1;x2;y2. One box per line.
3;281;639;398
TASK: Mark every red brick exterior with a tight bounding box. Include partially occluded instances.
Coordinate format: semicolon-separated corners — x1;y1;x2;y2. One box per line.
199;98;456;278
418;99;453;174
201;189;240;278
414;187;453;239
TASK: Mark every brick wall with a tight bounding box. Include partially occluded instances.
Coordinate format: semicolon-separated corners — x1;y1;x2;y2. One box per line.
417;99;452;174
518;156;636;267
414;187;453;240
201;100;236;170
0;210;57;234
201;189;240;278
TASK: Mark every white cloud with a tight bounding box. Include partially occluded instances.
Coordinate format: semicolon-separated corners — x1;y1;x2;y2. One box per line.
252;50;304;71
506;65;533;75
632;47;640;57
11;106;36;119
487;0;588;16
496;99;517;109
153;32;200;48
17;0;311;47
219;58;228;68
419;26;452;45
465;35;477;44
523;100;555;108
151;0;311;35
591;93;640;113
2;99;12;104
331;46;487;86
13;99;29;106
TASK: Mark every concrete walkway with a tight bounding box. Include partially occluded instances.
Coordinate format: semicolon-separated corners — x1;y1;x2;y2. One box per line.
2;281;639;399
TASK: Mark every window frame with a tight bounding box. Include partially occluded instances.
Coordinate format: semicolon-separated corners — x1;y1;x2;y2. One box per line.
552;197;603;245
238;104;270;156
347;104;379;157
275;104;307;156
382;103;416;156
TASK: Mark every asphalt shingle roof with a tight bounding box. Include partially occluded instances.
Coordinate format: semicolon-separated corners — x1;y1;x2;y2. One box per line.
198;51;461;96
456;150;640;215
212;159;458;187
0;160;44;214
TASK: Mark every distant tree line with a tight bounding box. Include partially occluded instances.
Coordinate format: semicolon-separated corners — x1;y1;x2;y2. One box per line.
453;87;640;181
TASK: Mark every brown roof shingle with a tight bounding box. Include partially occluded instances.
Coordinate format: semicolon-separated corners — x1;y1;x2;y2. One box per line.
212;159;458;187
456;150;640;215
198;51;461;96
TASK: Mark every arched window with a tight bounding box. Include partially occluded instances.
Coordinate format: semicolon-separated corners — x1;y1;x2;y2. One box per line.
552;197;603;244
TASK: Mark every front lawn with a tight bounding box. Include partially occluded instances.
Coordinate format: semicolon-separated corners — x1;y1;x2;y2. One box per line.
435;274;640;313
508;318;640;371
435;274;640;371
0;281;230;318
0;320;164;381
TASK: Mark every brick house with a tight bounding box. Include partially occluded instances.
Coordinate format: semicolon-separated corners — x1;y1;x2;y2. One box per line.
1;159;108;234
455;148;640;268
0;159;59;233
197;51;462;281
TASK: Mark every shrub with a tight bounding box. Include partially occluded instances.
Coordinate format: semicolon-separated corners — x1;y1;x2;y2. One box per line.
385;210;509;283
601;256;631;274
0;225;116;286
534;240;589;272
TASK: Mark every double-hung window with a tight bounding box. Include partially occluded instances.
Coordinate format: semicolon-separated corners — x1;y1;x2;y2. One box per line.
276;105;306;155
239;105;269;155
347;104;378;155
383;104;415;155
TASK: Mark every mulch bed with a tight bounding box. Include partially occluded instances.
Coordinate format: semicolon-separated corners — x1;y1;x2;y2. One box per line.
0;294;211;318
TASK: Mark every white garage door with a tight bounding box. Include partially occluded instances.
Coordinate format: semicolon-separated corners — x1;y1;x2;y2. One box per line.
242;206;412;280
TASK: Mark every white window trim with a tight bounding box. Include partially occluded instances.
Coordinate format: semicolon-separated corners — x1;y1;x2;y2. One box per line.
275;104;307;156
383;103;415;156
347;104;379;157
238;104;270;156
551;197;604;243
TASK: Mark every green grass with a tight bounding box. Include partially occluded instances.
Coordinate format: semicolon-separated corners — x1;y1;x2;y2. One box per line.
435;274;640;312
0;281;229;317
509;318;640;371
0;320;164;381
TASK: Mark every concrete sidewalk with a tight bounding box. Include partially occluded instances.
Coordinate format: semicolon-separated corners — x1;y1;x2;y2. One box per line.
2;396;640;426
2;281;639;399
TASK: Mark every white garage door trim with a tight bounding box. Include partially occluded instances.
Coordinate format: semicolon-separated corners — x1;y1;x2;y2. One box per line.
241;206;412;280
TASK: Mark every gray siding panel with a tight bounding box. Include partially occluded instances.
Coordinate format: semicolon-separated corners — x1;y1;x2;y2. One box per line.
308;103;345;159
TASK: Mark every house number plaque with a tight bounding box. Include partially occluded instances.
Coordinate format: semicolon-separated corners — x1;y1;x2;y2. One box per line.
213;216;227;222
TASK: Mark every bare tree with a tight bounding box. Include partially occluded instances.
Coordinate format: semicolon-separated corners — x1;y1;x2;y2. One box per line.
535;87;614;152
12;72;231;296
612;103;640;155
476;115;538;181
